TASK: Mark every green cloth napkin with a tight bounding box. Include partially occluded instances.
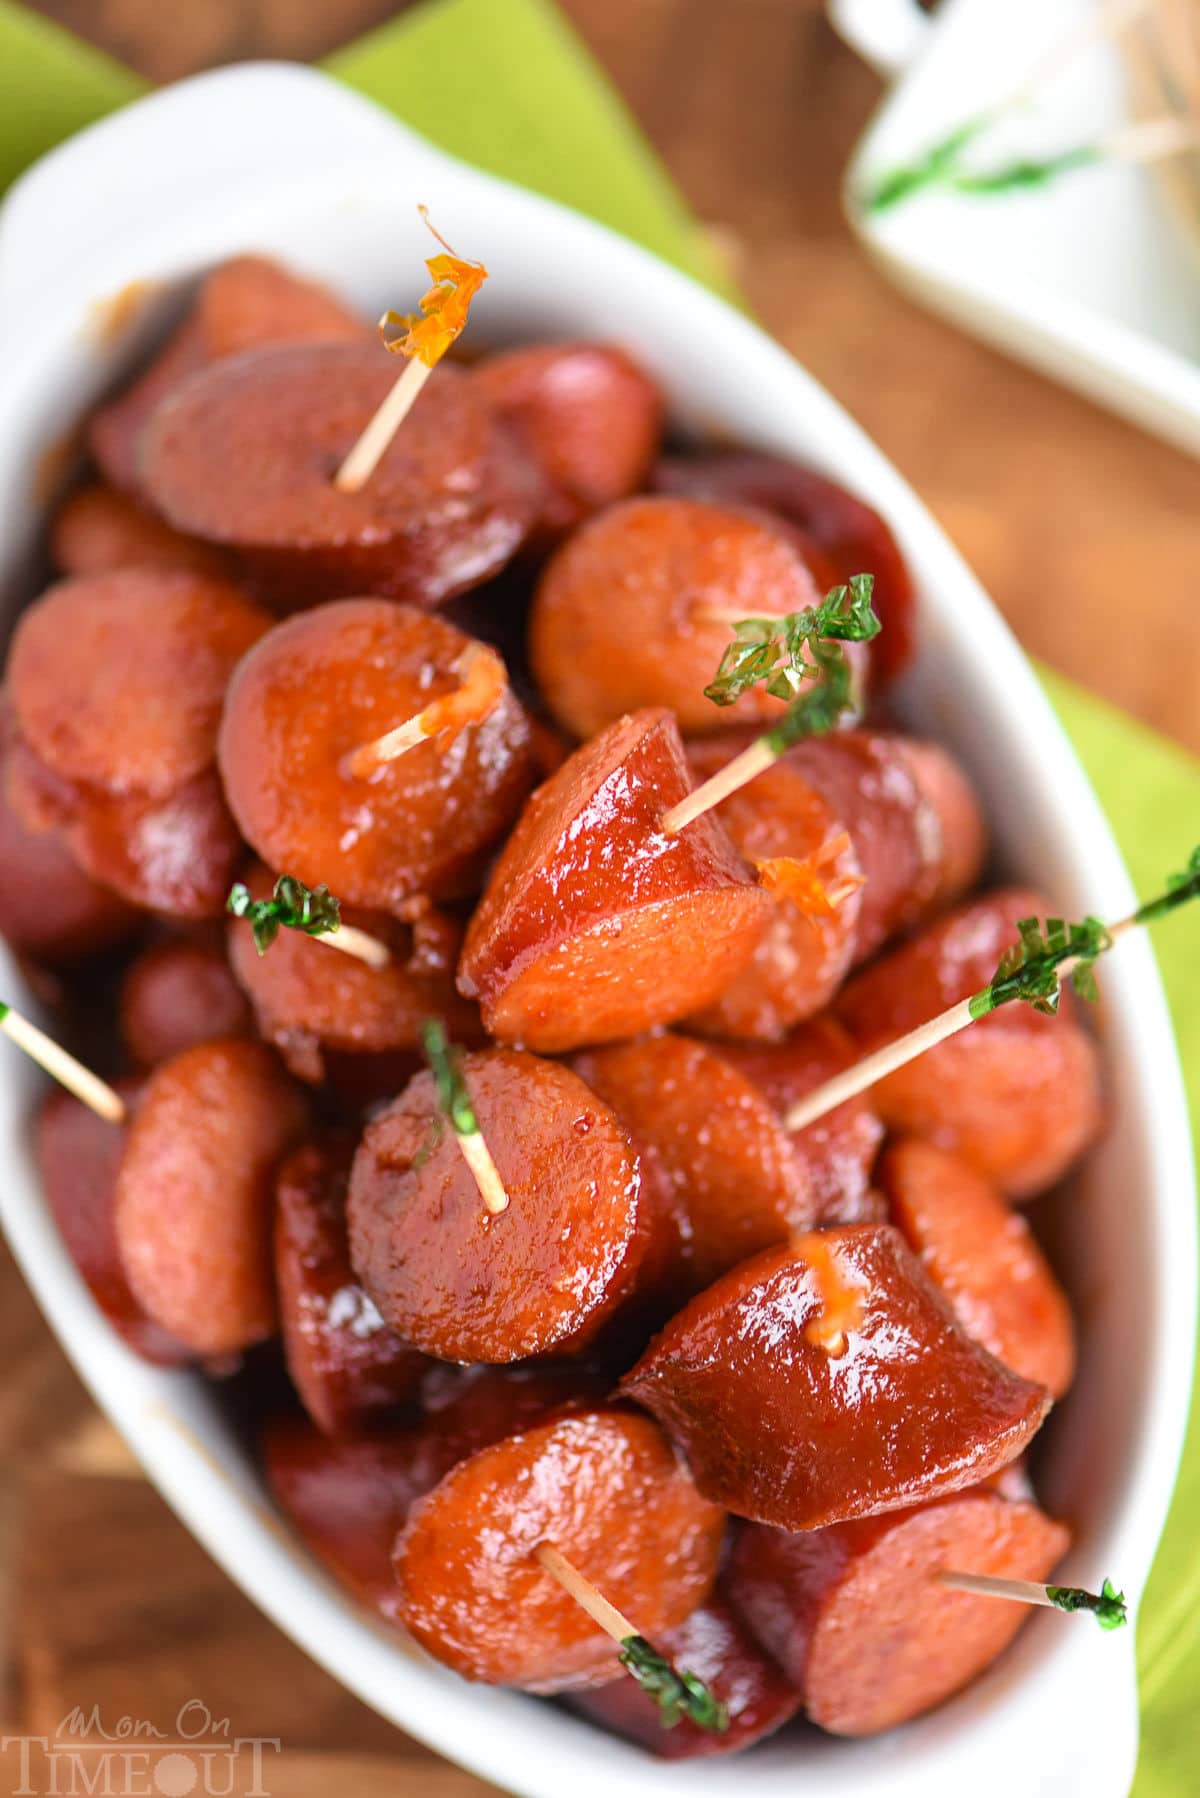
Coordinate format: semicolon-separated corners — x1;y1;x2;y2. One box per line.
0;0;1196;1787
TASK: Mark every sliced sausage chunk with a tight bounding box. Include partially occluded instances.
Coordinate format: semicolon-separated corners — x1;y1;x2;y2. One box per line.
729;1490;1070;1735
458;708;773;1051
50;483;234;580
347;1051;645;1363
878;1139;1076;1397
119;935;253;1068
114;1040;307;1355
218;600;535;911
622;1225;1051;1531
392;1409;725;1690
837;889;1104;1198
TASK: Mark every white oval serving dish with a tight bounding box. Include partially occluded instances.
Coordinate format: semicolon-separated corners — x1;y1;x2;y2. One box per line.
0;60;1193;1798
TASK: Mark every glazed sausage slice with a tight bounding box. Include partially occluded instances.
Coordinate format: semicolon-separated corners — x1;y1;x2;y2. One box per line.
50;484;234;581
9;570;270;799
571;1583;800;1758
683;738;864;1038
622;1225;1051;1531
652;450;916;680
275;1138;427;1435
574;1035;817;1295
785;729;986;961
716;1015;886;1226
878;1139;1076;1397
473;343;663;538
142;347;540;608
528;496;830;738
729;1489;1070;1735
262;1364;607;1620
347;1050;645;1363
218;600;535;911
227;863;481;1082
119;936;253;1068
392;1409;725;1690
837;888;1104;1198
36;1085;189;1366
114;1040;307;1356
458;708;773;1051
89;255;370;492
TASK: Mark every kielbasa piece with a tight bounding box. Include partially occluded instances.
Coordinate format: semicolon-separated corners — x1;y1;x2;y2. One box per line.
571;1584;800;1758
473;343;663;538
574;1035;816;1295
263;1365;608;1619
683;738;864;1039
89;256;369;492
50;484;234;580
0;755;140;963
276;1139;427;1435
114;1040;307;1356
119;936;253;1069
878;1139;1076;1398
785;730;986;962
717;1015;886;1226
228;863;481;1081
8;570;270;799
458;708;773;1051
347;1051;645;1363
652;450;916;681
837;889;1104;1199
393;1409;726;1690
218;600;535;911
622;1225;1051;1531
36;1086;189;1366
141;347;540;609
528;496;826;739
729;1490;1070;1736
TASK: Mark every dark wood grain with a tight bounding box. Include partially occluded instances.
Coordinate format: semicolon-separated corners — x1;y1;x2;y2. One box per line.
6;2;1199;1792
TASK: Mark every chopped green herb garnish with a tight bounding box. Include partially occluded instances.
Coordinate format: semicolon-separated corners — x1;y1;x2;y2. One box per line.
420;1017;479;1138
618;1634;729;1733
704;574;879;707
863;117;988;213
226;874;342;955
1045;1578;1127;1632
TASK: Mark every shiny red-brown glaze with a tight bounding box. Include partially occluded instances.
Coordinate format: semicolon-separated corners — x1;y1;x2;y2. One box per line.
716;1015;887;1226
141;347;540;608
458;708;773;1051
684;738;864;1038
474;342;663;539
574;1035;817;1295
528;496;827;738
114;1040;307;1355
837;888;1105;1198
651;451;916;680
262;1365;610;1621
347;1050;645;1362
878;1139;1076;1397
50;483;234;580
275;1138;427;1434
729;1491;1070;1735
571;1583;801;1758
89;255;370;492
119;936;254;1068
784;730;985;962
392;1409;726;1690
36;1085;189;1365
228;863;481;1080
622;1225;1051;1530
9;570;269;799
218;599;535;911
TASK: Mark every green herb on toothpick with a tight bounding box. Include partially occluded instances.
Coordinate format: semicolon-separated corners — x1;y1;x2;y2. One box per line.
782;848;1200;1133
534;1543;728;1734
226;874;390;969
420;1018;509;1215
703;574;880;707
941;1571;1127;1631
0;1001;125;1122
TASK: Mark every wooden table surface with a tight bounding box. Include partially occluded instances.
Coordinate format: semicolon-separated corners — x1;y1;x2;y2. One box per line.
5;2;1198;1793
